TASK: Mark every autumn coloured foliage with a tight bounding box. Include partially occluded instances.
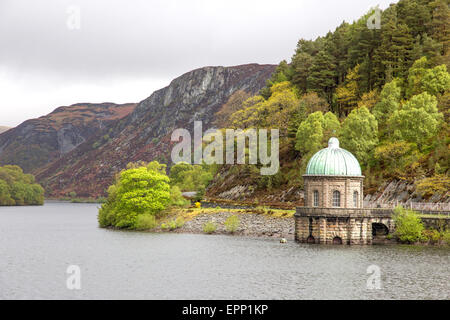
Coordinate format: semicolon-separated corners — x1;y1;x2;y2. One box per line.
211;0;449;198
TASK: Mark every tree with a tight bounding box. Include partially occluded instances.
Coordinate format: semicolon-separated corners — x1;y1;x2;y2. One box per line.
374;141;420;178
406;57;429;98
307;50;337;103
389;92;443;150
392;206;425;243
214;90;251;128
428;0;450;55
372;80;402;135
98;161;171;229
230;82;300;135
295;112;324;156
260;60;294;99
357;89;379;110
340;106;378;167
291;52;313;93
335;65;360;115
169;162;214;192
295;111;340;156
0;165;44;206
287;92;329;138
421;64;450;96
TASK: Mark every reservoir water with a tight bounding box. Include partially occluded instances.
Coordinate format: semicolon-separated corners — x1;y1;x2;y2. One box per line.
0;202;448;299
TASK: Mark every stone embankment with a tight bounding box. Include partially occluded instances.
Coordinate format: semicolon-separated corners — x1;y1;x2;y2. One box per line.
174;211;295;239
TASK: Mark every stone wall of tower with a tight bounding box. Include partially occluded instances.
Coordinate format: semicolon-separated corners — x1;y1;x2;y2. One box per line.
303;176;364;208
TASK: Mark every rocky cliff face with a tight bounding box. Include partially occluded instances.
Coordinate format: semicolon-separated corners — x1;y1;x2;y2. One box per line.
34;64;276;197
0;103;136;172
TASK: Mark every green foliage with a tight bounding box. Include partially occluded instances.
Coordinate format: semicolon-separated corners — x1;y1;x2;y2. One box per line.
406;57;429;98
295;111;340;156
421;64;450;96
0;165;44;206
340;107;378;167
98;161;171;229
443;231;450;246
335;65;360;115
374;141;420;178
203;221;217;234
372;80;401;133
415;174;450;198
161;216;185;231
389;92;443;149
392;206;425;243
170;186;190;207
135;214;157;230
231;82;300;134
224;215;240;233
169;162;214;193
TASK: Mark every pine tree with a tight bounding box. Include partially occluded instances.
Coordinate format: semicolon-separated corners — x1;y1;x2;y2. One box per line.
307;50;337;104
428;0;450;54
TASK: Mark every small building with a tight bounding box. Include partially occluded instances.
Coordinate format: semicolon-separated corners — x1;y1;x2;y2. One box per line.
295;137;394;245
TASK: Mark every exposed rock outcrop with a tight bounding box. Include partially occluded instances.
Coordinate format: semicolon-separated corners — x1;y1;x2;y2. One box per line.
34;64;276;197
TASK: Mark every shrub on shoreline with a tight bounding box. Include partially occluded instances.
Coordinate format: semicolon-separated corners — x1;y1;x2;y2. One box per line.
203;221;217;234
392;206;424;243
135;214;157;230
224;215;240;233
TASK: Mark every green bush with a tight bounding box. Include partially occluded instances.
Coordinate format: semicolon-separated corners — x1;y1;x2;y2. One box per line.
97;161;171;229
135;214;157;230
203;221;217;234
392;206;425;243
175;216;185;228
160;217;184;231
170;186;190;207
224;215;240;233
443;231;450;246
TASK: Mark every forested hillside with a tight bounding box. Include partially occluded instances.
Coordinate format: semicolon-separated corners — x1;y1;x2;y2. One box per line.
207;0;450;204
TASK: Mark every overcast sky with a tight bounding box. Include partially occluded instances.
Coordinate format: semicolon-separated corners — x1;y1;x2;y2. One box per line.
0;0;397;127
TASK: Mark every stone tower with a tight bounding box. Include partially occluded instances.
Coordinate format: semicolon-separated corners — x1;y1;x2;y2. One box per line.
303;137;364;209
294;137;394;245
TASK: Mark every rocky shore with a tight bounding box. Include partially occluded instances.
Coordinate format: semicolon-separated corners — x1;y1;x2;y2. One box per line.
171;210;295;239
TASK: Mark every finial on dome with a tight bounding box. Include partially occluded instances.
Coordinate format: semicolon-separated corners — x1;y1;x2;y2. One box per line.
328;137;339;148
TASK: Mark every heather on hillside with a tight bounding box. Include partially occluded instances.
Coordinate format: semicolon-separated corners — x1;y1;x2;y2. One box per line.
0;165;44;206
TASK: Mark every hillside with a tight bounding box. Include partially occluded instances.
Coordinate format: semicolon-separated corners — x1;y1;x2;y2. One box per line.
34;64;276;197
206;0;450;205
0;126;10;134
0;103;136;172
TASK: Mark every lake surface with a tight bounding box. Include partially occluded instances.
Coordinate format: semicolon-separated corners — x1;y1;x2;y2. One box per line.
0;202;449;300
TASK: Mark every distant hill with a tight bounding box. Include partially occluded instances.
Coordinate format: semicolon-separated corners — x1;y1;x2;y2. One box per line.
0;126;10;134
1;64;275;197
0;103;137;173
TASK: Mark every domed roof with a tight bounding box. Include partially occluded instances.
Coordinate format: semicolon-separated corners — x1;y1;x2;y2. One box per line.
305;137;362;176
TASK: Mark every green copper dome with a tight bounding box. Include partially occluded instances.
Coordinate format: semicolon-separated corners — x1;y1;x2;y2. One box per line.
305;137;362;176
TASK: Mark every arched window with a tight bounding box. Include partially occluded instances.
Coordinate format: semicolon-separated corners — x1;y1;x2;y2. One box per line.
353;191;359;207
313;190;319;207
332;190;341;207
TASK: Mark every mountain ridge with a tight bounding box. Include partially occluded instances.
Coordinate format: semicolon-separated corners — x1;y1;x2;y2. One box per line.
32;63;276;197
